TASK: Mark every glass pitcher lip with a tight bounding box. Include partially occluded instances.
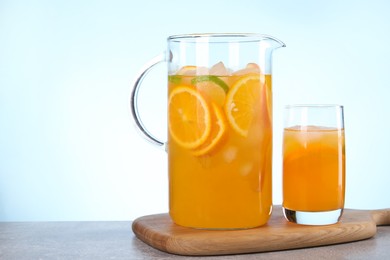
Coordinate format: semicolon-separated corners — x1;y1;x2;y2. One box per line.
167;33;286;47
285;104;344;109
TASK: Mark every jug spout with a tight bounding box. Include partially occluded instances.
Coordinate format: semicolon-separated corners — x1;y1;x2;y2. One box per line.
258;35;286;54
254;35;285;75
264;35;286;49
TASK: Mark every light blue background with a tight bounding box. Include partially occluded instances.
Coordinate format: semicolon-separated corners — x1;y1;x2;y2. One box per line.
1;0;389;221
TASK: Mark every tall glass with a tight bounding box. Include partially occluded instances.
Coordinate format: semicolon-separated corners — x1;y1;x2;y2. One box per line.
131;34;285;229
282;105;345;225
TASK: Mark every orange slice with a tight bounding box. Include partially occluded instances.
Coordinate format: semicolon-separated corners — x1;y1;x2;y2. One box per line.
224;74;263;137
176;65;197;75
168;86;211;149
192;103;227;156
176;65;209;75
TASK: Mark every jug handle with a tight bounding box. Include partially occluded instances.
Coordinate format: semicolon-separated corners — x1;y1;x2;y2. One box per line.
130;52;167;149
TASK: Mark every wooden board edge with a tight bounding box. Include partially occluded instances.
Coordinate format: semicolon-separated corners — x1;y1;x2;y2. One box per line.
162;221;378;256
131;211;380;256
132;217;171;253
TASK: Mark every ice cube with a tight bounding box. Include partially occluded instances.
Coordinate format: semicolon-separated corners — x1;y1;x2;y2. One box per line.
196;66;209;75
233;63;261;75
223;146;238;163
210;62;229;76
247;63;261;71
240;163;253;176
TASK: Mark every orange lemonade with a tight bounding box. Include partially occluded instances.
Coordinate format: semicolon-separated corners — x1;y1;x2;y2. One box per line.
283;126;345;212
168;63;273;229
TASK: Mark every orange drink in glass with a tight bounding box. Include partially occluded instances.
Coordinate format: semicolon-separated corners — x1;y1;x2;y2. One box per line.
282;105;345;225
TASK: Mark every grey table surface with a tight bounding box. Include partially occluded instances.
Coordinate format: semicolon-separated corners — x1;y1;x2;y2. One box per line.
0;221;389;260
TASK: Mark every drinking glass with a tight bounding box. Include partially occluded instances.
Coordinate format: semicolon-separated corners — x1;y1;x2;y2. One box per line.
282;104;345;225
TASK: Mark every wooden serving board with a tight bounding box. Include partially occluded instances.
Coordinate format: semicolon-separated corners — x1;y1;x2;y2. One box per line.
132;206;390;256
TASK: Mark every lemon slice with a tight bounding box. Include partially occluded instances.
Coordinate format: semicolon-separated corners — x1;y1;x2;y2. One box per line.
191;75;229;93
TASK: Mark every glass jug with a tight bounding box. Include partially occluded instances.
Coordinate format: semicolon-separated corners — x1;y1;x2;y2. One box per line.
131;33;285;229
